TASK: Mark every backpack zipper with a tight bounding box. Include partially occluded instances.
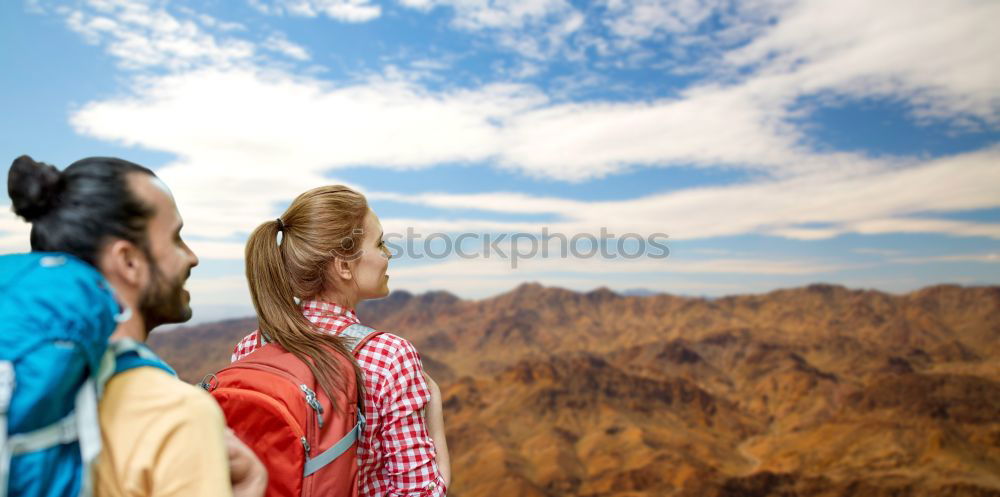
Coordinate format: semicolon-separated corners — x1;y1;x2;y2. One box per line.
299;384;325;429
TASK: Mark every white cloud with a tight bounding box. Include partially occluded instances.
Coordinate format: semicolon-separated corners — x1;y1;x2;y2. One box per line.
688;248;732;256
61;0;1000;181
592;0;788;65
178;7;247;32
890;253;1000;264
0;209;31;255
186;274;252;306
69;63;889;187
389;255;856;278
65;45;1000;253
35;0;1000;265
70;68;544;175
178;273;255;324
724;0;1000;125
398;0;570;29
419;0;1000;127
852;248;902;257
378;251;861;298
375;146;1000;241
63;68;541;244
11;0;996;320
57;0;317;70
398;0;584;59
263;33;311;61
846;218;1000;239
251;0;382;22
186;239;251;260
402;0;1000;128
60;0;256;70
495;82;854;180
602;0;722;43
25;0;47;14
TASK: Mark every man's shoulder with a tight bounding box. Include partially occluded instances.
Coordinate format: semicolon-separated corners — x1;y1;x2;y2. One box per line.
103;367;221;418
96;368;231;497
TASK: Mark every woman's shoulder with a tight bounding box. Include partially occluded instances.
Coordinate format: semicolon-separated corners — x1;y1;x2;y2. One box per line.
355;329;423;374
359;329;419;358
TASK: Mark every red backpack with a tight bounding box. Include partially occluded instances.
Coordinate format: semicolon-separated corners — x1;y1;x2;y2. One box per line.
203;324;382;497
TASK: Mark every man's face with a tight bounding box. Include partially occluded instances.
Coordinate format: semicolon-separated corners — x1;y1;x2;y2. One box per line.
129;174;199;331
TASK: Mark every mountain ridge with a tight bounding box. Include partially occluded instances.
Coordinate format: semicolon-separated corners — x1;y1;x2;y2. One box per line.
148;283;1000;496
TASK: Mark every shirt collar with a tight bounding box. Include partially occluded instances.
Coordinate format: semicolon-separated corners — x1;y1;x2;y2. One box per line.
300;299;360;324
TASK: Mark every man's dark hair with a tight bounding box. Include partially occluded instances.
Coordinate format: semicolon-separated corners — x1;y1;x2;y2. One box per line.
8;155;157;266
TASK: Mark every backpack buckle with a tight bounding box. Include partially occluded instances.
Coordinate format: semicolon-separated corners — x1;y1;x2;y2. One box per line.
198;374;219;392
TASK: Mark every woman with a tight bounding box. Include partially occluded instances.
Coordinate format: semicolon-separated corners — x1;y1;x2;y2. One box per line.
231;185;451;496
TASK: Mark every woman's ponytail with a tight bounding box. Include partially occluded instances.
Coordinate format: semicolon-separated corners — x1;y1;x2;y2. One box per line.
245;216;364;408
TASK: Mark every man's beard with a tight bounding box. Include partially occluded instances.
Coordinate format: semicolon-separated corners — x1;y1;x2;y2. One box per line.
139;258;192;332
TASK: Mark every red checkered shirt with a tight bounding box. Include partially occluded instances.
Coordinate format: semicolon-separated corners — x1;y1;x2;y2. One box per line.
231;300;447;496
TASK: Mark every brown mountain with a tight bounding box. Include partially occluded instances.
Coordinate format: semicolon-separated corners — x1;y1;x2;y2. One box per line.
148;283;1000;497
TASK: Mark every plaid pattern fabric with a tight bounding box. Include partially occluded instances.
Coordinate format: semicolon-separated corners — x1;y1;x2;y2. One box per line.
231;300;447;496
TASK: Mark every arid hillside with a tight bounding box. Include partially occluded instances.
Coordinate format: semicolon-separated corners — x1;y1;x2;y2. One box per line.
148;283;1000;497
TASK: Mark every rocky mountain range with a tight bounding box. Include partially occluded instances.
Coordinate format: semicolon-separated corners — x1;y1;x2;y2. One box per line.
148;283;1000;497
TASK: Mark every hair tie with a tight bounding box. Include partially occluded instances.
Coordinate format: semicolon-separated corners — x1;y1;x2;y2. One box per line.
275;218;285;232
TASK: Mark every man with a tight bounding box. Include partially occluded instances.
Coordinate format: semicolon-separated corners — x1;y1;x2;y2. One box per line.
6;155;267;497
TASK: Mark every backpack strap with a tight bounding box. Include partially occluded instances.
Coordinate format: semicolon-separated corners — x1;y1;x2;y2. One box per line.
303;407;365;477
4;410;77;454
0;361;14;497
0;361;104;497
257;328;273;347
108;338;177;379
259;322;381;354
71;377;101;497
337;324;383;356
297;323;378;478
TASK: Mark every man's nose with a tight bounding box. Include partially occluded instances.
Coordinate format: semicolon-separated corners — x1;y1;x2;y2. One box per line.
187;245;200;268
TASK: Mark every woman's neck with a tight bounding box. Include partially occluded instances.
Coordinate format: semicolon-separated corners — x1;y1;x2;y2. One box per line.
316;287;359;309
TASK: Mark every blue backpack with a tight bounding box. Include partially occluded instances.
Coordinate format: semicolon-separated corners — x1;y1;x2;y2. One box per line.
0;252;169;497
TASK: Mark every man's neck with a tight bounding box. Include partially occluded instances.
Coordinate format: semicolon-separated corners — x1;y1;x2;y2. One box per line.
100;271;148;342
109;304;148;342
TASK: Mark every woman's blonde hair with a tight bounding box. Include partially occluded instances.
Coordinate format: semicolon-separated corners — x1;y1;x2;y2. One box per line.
245;185;368;406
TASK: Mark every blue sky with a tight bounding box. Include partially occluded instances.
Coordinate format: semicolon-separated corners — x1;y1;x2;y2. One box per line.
2;0;998;322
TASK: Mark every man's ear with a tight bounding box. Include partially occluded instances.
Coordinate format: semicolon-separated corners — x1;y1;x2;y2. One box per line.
100;239;148;288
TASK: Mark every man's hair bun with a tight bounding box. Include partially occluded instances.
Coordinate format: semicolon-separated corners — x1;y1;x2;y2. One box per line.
8;155;63;222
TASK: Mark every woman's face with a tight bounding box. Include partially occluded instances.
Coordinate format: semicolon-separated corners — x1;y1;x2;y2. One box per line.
352;209;391;300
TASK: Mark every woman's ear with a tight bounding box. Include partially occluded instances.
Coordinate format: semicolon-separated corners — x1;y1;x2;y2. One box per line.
330;256;354;281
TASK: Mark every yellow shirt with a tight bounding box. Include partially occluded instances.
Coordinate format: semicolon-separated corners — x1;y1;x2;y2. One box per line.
94;367;232;497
